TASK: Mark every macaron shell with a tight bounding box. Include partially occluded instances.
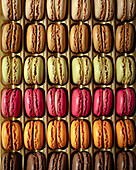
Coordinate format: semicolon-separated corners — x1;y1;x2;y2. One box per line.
2;120;12;150
35;0;45;20
127;0;136;20
47;0;56;20
82;151;91;170
116;56;125;84
94;151;104;170
2;56;11;85
1;152;10;170
80;120;89;149
24;57;33;84
25;0;35;21
12;0;21;20
34;121;44;150
117;0;127;21
117;151;128;170
71;0;82;20
24;121;34;150
36;24;45;53
70;25;79;53
104;0;114;21
104;152;113;170
2;0;13;20
94;0;105;20
57;24;66;53
71;120;80;149
93;55;102;84
82;89;91;116
57;152;68;170
47;88;56;117
82;0;91;20
127;151;136;170
56;0;67;20
126;88;135;115
93;119;102;148
48;153;59;170
116;25;125;53
72;152;83;170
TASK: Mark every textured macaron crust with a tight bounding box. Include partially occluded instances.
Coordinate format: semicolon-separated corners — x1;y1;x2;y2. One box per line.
24;121;44;150
2;89;21;118
93;88;113;116
2;120;22;151
116;88;135;116
24;88;44;117
47;88;67;117
71;0;91;21
117;0;136;21
47;0;67;21
93;55;113;84
70;24;89;53
71;57;92;85
2;0;21;20
71;88;91;117
1;152;22;170
2;23;21;53
47;56;68;85
116;119;135;148
71;120;90;149
25;0;45;21
94;151;113;170
26;152;46;170
24;56;44;85
47;24;66;53
93;24;112;53
116;56;135;85
72;151;91;170
116;23;135;53
93;119;113;149
2;56;22;85
47;120;67;149
26;24;45;53
94;0;114;21
48;152;68;170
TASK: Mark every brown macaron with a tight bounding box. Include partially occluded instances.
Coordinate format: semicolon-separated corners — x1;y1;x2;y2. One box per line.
70;24;89;53
47;24;66;53
116;23;135;53
93;24;112;53
26;24;45;53
2;23;21;53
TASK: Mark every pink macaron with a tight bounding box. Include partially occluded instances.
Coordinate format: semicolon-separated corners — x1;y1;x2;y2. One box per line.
71;88;91;117
116;88;135;116
93;88;113;116
47;88;67;117
2;89;21;118
24;88;44;117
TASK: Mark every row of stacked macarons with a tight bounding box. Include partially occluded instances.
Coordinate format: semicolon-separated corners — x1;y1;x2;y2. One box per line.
1;22;135;54
1;0;136;22
2;55;136;86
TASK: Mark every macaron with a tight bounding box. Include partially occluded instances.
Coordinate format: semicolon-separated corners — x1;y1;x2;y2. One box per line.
93;24;112;53
26;24;45;53
71;0;91;21
93;119;113;149
116;56;135;85
2;56;22;85
47;56;68;85
2;0;21;20
2;23;21;53
48;152;68;170
94;0;114;21
71;88;91;117
24;121;44;150
93;88;113;116
116;23;135;53
1;152;22;170
2;120;22;151
70;24;89;53
47;88;67;117
2;89;21;118
71;57;92;85
116;88;135;116
47;24;66;53
71;120;90;149
117;0;136;21
26;152;46;170
116;119;135;148
47;120;67;149
94;151;113;170
117;151;136;170
24;56;44;85
25;0;45;21
24;88;44;118
47;0;67;21
93;55;113;84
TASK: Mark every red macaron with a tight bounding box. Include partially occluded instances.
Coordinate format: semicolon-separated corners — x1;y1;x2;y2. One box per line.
71;88;91;117
24;88;44;117
93;88;113;116
116;88;135;116
47;88;67;117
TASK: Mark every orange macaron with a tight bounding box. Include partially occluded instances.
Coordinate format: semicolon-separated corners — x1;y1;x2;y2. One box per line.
93;119;113;149
24;121;44;150
2;120;22;151
71;120;90;149
47;120;67;149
